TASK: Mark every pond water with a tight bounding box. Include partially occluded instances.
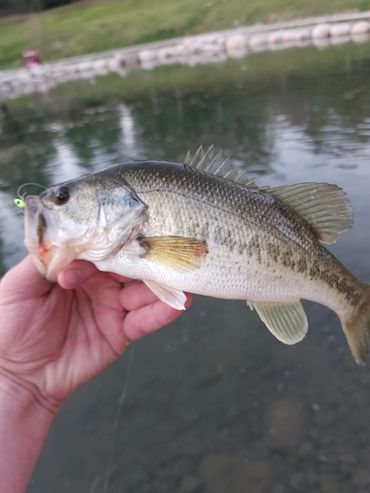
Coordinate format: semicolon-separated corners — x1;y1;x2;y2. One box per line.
2;42;370;493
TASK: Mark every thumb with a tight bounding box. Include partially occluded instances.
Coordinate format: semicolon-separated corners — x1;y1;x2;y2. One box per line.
0;255;52;298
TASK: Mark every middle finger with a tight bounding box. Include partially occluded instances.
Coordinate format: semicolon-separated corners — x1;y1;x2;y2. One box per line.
119;280;159;311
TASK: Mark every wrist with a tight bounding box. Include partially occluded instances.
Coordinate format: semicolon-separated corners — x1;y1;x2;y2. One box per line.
0;367;61;417
0;370;57;493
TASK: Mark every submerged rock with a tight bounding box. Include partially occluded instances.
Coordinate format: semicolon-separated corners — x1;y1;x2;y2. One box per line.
264;399;307;451
352;464;370;488
271;484;285;493
320;473;352;493
178;475;202;493
199;454;272;493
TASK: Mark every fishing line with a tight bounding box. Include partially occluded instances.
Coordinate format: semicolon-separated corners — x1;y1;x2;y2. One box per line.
102;342;136;493
16;182;47;199
14;183;47;209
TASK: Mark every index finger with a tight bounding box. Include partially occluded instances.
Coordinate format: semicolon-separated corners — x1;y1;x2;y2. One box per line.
122;294;192;342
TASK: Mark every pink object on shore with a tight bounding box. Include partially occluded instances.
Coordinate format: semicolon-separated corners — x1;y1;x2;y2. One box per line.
23;50;41;69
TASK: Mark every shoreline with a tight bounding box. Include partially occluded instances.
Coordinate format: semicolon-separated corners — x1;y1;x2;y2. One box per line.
1;10;370;102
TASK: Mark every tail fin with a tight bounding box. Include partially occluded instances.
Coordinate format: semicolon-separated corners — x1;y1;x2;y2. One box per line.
341;284;370;365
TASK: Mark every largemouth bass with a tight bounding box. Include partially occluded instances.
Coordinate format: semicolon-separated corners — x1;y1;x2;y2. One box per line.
23;149;370;364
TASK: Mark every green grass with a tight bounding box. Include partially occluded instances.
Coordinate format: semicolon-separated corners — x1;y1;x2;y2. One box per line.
1;0;370;69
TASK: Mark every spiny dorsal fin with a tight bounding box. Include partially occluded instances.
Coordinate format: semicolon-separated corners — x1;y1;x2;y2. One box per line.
184;146;256;188
141;235;208;272
249;300;308;344
262;182;353;244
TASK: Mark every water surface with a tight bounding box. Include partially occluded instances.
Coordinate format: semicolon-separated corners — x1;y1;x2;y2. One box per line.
1;43;370;493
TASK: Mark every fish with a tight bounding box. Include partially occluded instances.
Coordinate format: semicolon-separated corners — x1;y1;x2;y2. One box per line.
23;147;370;365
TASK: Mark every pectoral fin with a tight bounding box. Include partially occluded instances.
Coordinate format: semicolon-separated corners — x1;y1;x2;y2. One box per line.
144;280;187;310
141;235;208;272
248;300;308;344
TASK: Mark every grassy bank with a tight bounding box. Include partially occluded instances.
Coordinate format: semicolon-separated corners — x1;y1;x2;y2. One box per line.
0;0;370;70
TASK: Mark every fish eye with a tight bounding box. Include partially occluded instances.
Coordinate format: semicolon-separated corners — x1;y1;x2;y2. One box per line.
55;186;70;205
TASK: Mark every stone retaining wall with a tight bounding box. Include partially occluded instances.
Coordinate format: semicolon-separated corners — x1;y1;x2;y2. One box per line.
1;10;370;101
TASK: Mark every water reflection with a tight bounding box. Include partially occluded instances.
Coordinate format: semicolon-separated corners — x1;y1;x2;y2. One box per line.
47;136;85;183
0;44;370;493
118;103;142;157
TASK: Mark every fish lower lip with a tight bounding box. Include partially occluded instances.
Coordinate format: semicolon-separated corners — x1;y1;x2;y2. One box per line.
36;212;46;245
24;195;49;252
24;196;55;278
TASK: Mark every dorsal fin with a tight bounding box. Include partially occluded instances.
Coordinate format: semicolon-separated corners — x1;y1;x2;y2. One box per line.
184;146;256;188
263;182;353;244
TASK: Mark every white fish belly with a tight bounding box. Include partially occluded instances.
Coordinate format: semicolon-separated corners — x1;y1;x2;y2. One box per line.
94;245;341;312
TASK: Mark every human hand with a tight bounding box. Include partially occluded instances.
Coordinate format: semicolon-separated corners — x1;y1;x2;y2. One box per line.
0;256;190;413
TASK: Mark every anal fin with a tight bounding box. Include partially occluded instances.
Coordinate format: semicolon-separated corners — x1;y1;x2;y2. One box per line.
248;300;308;345
144;280;187;310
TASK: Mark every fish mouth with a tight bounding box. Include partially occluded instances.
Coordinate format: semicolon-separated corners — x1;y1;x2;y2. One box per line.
24;195;72;281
